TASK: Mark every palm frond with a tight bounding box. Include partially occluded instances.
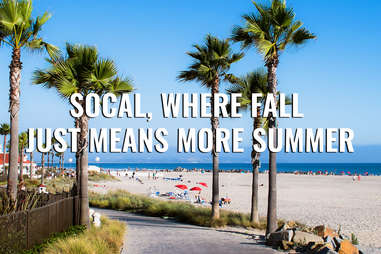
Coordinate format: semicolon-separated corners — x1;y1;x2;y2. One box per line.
178;34;242;88
231;0;316;59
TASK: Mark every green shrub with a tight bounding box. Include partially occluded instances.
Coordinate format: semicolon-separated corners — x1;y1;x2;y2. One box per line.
88;172;118;182
89;190;270;229
351;233;359;245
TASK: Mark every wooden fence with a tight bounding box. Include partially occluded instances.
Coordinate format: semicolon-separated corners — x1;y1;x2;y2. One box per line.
0;190;79;253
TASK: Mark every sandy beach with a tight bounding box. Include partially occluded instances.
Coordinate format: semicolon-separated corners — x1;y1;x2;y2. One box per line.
90;172;381;248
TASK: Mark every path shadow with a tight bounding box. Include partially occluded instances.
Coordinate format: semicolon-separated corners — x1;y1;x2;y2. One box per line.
216;229;268;245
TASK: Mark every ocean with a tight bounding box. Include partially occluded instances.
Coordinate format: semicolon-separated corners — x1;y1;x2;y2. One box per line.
54;163;381;175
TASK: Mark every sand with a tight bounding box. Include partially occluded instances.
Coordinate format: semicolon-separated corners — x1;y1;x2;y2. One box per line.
90;172;381;248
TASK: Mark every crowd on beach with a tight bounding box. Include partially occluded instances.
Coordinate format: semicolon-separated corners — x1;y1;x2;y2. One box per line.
98;166;375;177
87;168;381;249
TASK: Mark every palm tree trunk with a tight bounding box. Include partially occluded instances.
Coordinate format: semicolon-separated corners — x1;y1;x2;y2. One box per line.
250;107;261;224
79;101;89;227
7;48;22;201
75;118;81;195
19;148;24;183
51;153;55;177
3;135;6;179
47;151;50;170
60;155;63;173
29;152;33;179
62;153;65;170
41;153;45;185
265;57;279;235
211;77;220;219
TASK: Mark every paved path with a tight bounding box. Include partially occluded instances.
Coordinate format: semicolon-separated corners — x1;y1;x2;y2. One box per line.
94;208;278;254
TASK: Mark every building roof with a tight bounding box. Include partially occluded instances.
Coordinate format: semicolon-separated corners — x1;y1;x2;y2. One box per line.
0;153;34;165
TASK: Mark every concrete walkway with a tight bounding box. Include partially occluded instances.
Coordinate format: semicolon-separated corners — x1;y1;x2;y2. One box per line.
94;208;278;254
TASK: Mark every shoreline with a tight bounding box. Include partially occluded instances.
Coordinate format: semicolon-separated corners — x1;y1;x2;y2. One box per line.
50;162;381;176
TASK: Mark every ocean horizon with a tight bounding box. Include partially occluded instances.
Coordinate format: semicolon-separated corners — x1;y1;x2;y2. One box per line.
49;162;381;175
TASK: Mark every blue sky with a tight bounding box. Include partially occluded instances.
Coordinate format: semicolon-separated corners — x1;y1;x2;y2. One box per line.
0;0;380;163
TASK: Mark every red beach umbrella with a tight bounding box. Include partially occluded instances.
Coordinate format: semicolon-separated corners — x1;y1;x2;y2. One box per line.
198;182;208;187
190;187;202;191
175;184;188;190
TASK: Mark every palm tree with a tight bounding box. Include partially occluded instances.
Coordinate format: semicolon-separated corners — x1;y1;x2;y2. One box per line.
46;150;51;170
0;0;58;201
227;70;268;224
55;152;64;174
29;129;37;179
178;34;243;219
40;153;45;185
0;123;10;178
231;0;315;234
29;151;34;179
51;138;57;176
227;70;291;224
18;132;28;186
40;144;47;185
61;151;65;171
33;43;134;226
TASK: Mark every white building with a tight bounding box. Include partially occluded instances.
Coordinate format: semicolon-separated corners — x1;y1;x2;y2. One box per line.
0;153;38;176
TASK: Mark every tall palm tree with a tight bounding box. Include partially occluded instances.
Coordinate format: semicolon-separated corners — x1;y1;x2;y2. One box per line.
61;151;65;171
18;132;28;186
29;151;34;179
50;138;57;177
29;129;37;179
227;70;291;224
46;150;50;170
0;0;59;201
227;70;268;224
231;0;315;234
178;34;243;219
0;123;10;178
55;152;63;173
40;144;46;185
33;43;134;226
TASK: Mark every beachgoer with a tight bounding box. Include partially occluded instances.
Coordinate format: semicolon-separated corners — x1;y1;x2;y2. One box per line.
196;194;201;203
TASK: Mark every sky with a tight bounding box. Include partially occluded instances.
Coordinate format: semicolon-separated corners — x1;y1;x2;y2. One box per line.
0;0;380;163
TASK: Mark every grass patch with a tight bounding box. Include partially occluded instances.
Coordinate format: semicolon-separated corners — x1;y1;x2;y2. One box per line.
88;172;119;182
89;190;284;230
22;225;86;254
22;177;75;193
41;216;125;254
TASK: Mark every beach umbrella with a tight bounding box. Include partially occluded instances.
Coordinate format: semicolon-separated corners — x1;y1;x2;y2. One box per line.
190;187;202;191
175;184;188;190
198;182;208;187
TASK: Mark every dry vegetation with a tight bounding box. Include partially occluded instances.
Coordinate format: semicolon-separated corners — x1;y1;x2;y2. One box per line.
89;190;297;229
42;216;125;254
